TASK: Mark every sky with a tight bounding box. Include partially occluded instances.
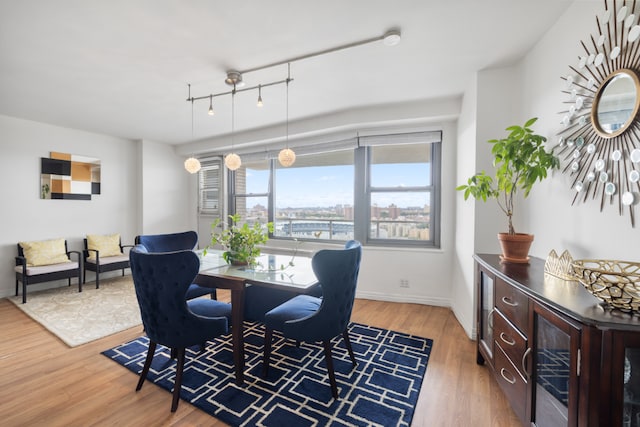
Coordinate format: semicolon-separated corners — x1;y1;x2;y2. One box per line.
245;163;431;209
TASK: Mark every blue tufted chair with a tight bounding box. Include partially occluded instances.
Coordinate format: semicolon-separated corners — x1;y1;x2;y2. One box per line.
262;240;362;399
135;231;216;300
129;246;231;412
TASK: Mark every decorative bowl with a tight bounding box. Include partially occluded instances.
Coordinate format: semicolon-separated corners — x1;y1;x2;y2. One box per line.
572;259;640;313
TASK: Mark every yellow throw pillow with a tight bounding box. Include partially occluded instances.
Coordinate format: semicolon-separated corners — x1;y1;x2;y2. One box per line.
20;238;70;266
87;234;122;260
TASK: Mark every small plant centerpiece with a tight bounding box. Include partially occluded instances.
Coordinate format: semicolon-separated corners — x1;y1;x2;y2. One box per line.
456;117;559;263
208;214;274;266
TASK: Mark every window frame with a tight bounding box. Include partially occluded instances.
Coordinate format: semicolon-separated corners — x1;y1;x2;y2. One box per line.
223;130;442;248
357;141;441;248
198;158;223;216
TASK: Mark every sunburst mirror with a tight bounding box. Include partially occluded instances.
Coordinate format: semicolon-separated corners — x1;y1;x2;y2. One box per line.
556;0;640;226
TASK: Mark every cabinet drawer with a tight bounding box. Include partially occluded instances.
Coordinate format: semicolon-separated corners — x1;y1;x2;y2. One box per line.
495;344;528;424
494;309;528;370
495;277;528;332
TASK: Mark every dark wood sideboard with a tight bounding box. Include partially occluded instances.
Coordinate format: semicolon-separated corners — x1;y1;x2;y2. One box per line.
474;253;640;427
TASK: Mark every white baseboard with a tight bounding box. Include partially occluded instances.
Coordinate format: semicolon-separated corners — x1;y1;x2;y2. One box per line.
355;290;450;307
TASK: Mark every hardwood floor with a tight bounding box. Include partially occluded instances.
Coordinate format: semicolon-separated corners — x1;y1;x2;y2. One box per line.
0;291;520;426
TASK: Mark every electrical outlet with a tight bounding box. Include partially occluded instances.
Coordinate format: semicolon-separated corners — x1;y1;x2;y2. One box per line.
399;279;410;288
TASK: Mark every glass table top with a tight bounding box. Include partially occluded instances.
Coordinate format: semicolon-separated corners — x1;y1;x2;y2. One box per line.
197;250;318;290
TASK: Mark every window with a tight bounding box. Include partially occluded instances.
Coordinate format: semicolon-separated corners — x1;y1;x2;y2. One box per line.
229;158;270;227
222;130;441;248
275;149;354;240
198;159;222;215
364;141;439;246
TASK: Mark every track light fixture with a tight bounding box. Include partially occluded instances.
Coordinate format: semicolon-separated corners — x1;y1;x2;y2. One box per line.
185;28;401;168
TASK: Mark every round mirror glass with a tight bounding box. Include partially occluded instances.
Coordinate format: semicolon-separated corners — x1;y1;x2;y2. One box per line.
592;69;640;137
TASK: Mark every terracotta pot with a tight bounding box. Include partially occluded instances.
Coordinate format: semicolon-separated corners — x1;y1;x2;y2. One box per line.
497;232;534;264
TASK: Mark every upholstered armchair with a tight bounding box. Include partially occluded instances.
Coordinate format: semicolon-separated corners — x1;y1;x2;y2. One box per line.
83;234;133;288
134;231;216;300
262;240;362;399
129;247;231;412
15;238;82;304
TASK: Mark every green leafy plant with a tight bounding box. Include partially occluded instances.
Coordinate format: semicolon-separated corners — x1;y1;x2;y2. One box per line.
456;117;560;235
208;214;274;266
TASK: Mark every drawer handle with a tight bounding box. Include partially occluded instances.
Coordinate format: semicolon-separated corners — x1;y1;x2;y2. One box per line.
500;368;516;385
522;347;532;378
499;332;516;346
501;296;518;307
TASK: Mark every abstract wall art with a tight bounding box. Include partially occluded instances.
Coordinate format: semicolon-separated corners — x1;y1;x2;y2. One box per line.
40;151;101;200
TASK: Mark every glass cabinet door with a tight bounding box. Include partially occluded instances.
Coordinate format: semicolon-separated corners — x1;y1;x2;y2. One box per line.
477;267;495;364
624;348;640;426
610;332;640;426
532;303;580;427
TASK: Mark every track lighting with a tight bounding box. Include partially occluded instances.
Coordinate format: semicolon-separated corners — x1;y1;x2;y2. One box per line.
185;29;401;167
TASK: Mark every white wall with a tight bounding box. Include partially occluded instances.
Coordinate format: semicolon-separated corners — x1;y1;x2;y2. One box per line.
0;115;139;297
139;139;195;236
520;0;640;260
451;73;478;338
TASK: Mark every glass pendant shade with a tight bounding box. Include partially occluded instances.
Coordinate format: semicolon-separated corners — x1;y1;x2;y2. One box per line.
184;157;201;174
225;153;242;170
278;148;296;167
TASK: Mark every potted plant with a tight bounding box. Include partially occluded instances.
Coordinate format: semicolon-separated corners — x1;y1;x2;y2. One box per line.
456;117;559;263
208;214;274;266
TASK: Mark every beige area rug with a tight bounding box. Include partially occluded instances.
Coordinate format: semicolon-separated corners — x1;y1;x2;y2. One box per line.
8;276;141;347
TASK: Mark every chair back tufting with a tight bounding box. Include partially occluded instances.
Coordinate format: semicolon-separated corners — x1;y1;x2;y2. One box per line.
134;231;198;253
129;247;227;349
285;240;362;342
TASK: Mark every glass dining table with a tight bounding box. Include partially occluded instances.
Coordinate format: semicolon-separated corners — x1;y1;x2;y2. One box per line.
194;249;318;385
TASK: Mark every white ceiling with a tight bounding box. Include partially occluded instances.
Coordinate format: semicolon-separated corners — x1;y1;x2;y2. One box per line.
0;0;574;146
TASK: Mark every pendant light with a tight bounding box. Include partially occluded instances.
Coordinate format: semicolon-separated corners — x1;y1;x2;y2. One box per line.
257;84;264;107
184;96;202;174
224;86;242;171
278;64;296;167
208;95;214;115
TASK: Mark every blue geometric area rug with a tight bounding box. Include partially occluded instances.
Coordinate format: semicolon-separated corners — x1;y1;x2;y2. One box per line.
102;322;433;427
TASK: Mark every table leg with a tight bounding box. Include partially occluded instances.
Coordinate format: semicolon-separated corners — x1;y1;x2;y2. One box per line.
230;286;245;385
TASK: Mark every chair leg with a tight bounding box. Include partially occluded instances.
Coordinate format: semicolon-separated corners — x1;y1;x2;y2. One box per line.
342;330;357;367
210;289;217;300
22;281;27;304
322;340;338;399
15;279;18;297
83;268;87;285
172;348;186;412
95;269;100;289
136;341;157;391
263;327;273;377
